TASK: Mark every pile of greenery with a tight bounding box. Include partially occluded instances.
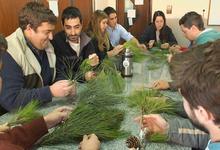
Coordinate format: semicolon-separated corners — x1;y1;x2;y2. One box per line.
40;59;127;146
40;104;128;145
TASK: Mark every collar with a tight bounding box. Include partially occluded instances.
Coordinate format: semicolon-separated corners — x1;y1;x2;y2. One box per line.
25;38;44;55
107;24;119;31
207;140;220;150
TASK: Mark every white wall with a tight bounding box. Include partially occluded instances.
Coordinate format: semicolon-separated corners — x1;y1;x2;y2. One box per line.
93;0;116;11
152;0;220;46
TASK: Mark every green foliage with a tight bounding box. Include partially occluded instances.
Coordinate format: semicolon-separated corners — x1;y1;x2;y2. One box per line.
127;89;175;114
124;40;146;62
145;48;169;70
58;57;83;81
40;104;129;145
79;58;93;74
8;101;41;126
147;133;168;143
77;60;125;107
93;59;125;94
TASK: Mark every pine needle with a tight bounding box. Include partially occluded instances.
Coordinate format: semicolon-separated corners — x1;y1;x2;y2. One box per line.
79;58;93;74
123;40;146;62
58;57;84;82
147;133;168;143
8;101;41;126
40;104;129;145
127;89;176;115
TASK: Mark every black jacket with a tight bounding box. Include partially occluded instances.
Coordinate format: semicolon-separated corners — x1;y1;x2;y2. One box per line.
90;37;113;61
139;23;177;46
51;31;95;80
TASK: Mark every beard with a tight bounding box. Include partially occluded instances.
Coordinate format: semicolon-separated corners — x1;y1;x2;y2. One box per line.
67;34;80;43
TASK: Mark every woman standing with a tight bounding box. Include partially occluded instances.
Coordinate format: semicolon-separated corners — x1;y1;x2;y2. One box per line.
86;10;124;60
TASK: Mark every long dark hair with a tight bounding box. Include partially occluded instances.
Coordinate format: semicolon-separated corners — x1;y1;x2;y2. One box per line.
152;10;168;43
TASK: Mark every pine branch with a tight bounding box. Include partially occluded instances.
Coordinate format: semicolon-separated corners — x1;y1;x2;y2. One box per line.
123;40;146;62
40;104;129;145
127;89;176;115
8;101;41;126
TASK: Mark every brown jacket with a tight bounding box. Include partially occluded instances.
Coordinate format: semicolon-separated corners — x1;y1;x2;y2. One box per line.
0;117;48;150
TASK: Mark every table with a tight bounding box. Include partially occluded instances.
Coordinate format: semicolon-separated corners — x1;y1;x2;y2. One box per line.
0;60;191;150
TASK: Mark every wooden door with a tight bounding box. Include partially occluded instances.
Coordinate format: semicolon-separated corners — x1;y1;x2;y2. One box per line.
72;0;93;31
0;0;29;36
117;0;152;38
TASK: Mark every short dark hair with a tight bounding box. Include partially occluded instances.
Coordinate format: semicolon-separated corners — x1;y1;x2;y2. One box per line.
61;6;82;25
172;39;220;125
103;6;116;16
179;11;205;31
19;2;57;31
153;11;166;26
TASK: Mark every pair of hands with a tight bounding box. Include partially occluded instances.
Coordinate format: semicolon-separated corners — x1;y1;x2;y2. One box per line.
135;114;169;135
50;80;76;97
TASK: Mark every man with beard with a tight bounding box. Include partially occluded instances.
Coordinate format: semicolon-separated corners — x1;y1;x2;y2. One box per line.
135;40;220;149
52;7;99;81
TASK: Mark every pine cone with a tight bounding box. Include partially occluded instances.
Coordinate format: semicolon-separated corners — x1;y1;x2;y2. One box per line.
126;135;140;149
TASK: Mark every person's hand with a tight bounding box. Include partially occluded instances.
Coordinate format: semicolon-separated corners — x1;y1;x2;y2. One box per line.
79;134;100;150
88;53;99;67
85;71;96;81
148;40;155;48
138;43;147;51
161;43;170;49
169;44;181;54
113;44;124;55
49;80;76;97
0;123;10;133
167;54;173;63
134;114;169;134
152;80;170;90
43;106;73;129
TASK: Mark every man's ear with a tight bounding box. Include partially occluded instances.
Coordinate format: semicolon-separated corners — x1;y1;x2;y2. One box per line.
26;24;32;31
196;106;213;121
191;25;199;32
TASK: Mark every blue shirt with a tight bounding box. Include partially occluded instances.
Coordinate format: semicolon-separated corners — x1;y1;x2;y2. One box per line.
106;24;133;47
206;140;220;150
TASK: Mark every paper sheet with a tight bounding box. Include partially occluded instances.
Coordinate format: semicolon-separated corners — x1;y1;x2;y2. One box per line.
49;0;59;17
128;18;133;26
127;9;136;18
135;0;144;5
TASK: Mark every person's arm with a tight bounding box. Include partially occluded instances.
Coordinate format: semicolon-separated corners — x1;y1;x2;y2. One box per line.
119;24;133;42
135;114;209;149
0;117;48;149
167;117;209;149
0;52;52;111
0;106;72;149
